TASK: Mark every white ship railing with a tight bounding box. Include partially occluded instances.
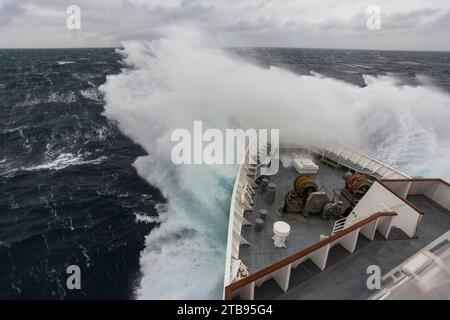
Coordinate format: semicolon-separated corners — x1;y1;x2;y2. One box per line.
313;141;410;179
380;178;450;212
332;203;391;235
224;141;275;293
223;161;252;289
223;139;280;293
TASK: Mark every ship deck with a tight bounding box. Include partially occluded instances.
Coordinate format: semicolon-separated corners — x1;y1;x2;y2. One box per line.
239;148;356;274
249;195;450;300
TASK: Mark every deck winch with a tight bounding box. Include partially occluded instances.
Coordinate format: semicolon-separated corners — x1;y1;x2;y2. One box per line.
282;175;345;219
342;173;373;204
294;176;318;196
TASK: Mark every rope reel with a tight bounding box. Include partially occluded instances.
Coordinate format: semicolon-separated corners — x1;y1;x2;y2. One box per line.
294;176;318;197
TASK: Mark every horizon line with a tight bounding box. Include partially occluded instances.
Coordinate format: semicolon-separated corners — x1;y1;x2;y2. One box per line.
0;45;450;53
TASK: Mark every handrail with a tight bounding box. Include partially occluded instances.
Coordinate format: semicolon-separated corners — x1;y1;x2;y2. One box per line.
379;178;450;188
332;203;390;235
318;142;411;179
224;211;397;300
223;140;269;292
254;145;277;180
224;140;259;290
223;162;245;287
376;179;424;215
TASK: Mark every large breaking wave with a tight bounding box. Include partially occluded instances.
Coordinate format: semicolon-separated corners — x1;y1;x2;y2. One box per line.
100;28;450;299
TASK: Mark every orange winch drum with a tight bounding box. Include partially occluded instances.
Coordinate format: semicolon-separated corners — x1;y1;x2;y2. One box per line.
294;176;318;196
345;173;372;196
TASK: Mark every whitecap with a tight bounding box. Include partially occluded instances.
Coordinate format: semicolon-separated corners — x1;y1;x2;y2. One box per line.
25;153;106;171
57;61;75;65
81;88;102;102
0;241;11;248
1;153;107;176
47;92;77;104
15;94;41;107
134;212;160;224
354;64;372;69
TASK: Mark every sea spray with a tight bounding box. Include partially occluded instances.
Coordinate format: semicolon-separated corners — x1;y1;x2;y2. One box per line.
100;28;450;299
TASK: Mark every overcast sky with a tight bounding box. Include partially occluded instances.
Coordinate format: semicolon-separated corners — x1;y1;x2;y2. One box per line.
1;0;449;50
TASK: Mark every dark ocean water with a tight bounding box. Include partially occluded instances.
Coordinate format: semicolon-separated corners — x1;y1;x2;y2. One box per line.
232;48;450;91
0;49;162;299
1;47;449;299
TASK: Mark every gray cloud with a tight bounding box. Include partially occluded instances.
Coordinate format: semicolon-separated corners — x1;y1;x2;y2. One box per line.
0;0;449;50
0;1;24;26
383;9;440;30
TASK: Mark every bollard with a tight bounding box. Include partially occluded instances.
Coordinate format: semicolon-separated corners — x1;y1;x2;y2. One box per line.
259;209;268;221
265;182;277;204
260;178;269;193
255;218;264;232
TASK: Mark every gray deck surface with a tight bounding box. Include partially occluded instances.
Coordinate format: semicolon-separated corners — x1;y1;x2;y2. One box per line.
249;195;450;300
239;149;351;273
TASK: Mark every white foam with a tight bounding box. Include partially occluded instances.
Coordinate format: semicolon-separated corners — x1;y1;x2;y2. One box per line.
81;88;102;102
99;27;450;299
57;61;75;65
33;153;106;171
47;92;77;104
15;91;78;107
15;94;40;107
0;241;11;248
134;211;160;224
1;153;107;176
